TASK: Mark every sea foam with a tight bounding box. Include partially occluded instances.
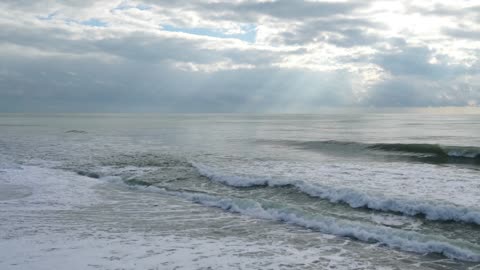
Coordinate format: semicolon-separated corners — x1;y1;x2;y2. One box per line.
137;185;480;262
192;163;480;225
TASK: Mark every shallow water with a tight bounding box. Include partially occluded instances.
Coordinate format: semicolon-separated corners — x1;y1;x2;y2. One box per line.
1;111;480;269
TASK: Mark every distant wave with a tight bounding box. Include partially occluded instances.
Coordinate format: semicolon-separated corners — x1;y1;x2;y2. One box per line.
124;181;480;262
265;140;480;162
368;143;480;159
65;130;88;134
193;163;480;225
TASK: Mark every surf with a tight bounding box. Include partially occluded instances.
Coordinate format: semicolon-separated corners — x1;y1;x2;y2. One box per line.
192;163;480;225
263;139;480;165
119;180;480;262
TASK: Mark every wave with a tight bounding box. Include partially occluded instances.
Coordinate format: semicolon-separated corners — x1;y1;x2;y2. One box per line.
123;180;480;262
369;143;480;159
271;140;480;161
88;159;480;261
193;163;480;225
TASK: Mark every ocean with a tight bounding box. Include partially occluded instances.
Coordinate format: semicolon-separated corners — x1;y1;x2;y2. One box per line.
1;111;479;269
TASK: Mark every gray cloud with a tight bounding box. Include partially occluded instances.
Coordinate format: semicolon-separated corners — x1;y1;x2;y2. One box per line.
0;0;479;112
365;77;480;107
138;0;368;22
373;46;466;79
0;52;356;112
201;0;367;20
409;3;480;17
443;28;480;41
277;18;383;46
0;20;283;67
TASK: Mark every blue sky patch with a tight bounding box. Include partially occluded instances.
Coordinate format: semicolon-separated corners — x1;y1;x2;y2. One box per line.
162;25;256;43
80;18;108;27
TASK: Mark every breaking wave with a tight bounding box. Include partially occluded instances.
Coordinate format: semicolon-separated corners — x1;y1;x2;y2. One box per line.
369;143;480;159
271;140;480;162
193;163;480;225
124;180;480;262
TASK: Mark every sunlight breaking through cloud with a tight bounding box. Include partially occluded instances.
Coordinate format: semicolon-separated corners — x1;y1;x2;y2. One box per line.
0;0;479;111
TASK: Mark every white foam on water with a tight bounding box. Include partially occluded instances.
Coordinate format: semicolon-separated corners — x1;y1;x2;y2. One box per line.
0;164;101;210
192;162;480;225
444;147;480;158
0;164;388;270
370;213;422;229
0;230;379;270
136;185;480;262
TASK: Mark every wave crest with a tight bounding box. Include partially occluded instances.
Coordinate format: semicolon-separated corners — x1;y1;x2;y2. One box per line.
193;163;480;225
369;143;480;159
128;183;480;262
272;139;480;161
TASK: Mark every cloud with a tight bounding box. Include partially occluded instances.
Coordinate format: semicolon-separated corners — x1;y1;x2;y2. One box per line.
0;0;479;112
443;28;480;41
373;46;466;79
197;0;367;20
0;51;357;112
274;17;383;47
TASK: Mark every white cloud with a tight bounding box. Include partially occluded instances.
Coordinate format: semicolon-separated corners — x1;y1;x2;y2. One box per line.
0;0;479;111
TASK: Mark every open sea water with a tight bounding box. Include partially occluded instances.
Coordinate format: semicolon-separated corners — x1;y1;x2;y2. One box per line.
1;110;480;269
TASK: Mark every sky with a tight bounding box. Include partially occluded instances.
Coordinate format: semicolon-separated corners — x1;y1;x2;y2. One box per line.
0;0;479;112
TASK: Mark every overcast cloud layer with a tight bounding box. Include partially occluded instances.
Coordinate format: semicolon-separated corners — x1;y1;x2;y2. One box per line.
0;0;479;112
